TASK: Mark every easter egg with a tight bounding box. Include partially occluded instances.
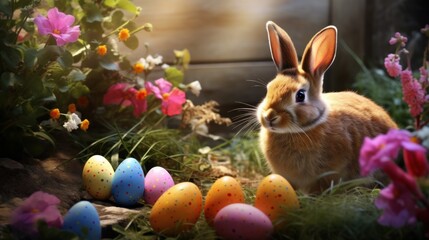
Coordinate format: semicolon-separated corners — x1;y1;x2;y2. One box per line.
144;166;175;205
111;158;145;206
254;174;299;225
213;203;273;240
82;155;114;200
204;176;245;225
150;182;203;236
62;201;101;240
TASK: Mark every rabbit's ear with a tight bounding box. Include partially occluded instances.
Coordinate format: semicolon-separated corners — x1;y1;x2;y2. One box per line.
266;21;298;72
301;26;337;81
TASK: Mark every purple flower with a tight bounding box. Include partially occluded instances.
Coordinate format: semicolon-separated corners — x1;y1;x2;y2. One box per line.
10;191;63;235
34;7;80;46
375;183;418;228
384;54;402;78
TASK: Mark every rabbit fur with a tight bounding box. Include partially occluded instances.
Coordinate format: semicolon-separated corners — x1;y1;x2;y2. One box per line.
257;21;397;193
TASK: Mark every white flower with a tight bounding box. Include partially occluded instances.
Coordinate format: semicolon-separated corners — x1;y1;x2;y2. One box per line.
146;54;163;65
186;81;202;96
69;113;82;125
62;113;82;132
161;63;170;69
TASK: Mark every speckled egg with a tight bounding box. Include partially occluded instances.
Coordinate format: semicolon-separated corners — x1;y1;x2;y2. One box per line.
82;155;114;200
62;201;101;240
150;182;203;236
254;174;299;225
111;158;145;207
204;176;245;225
144;166;175;205
213;203;273;240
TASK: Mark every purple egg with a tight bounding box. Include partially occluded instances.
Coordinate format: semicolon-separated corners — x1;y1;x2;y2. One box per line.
214;203;273;240
143;166;175;205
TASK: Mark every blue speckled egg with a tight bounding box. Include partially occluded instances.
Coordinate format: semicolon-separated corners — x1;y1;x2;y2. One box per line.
62;201;101;240
111;158;145;206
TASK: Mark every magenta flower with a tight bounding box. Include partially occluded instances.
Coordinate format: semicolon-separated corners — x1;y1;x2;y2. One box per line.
146;78;186;116
359;129;411;176
103;83;148;117
10;191;63;235
400;69;426;117
388;32;408;47
384;54;402;78
34;7;80;46
375;183;418;228
403;140;429;178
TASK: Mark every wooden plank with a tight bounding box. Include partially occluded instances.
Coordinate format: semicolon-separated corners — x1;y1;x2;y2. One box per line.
127;0;330;63
328;0;366;91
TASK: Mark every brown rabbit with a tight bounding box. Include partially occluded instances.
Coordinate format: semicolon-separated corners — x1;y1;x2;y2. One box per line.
257;21;397;194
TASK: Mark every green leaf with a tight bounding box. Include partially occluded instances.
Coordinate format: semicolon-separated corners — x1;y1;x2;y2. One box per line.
24;48;37;69
117;0;139;15
37;45;62;67
68;69;86;81
70;82;90;99
84;3;103;23
1;72;19;88
164;67;184;86
103;0;120;8
57;50;74;69
99;59;119;71
0;46;21;71
123;34;139;50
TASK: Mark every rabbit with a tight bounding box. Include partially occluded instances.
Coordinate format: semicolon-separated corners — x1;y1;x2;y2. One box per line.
257;21;397;194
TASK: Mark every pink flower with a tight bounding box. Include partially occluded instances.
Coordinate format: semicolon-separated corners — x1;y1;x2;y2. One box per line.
145;78;186;116
375;183;418;228
384;54;402;77
400;70;426;117
10;191;63;235
359;129;411;176
403;140;429;178
34;7;80;46
103;83;148;117
419;66;428;84
388;32;408;47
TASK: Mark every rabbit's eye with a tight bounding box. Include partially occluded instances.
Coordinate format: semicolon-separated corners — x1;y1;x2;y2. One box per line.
296;89;306;103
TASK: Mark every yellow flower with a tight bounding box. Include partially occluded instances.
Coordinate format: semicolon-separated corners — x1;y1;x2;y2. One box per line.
68;103;76;113
118;28;130;42
133;62;145;74
97;45;107;56
80;119;90;131
50;108;60;120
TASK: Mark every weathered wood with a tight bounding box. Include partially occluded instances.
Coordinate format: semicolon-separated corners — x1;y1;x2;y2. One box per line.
130;0;330;63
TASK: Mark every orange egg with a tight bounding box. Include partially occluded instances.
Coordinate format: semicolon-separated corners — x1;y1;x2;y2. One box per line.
150;182;202;236
254;174;299;226
204;176;245;225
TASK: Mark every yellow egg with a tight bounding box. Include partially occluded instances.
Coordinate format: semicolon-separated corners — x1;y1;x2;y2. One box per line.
150;182;203;236
204;176;245;225
254;174;299;226
82;155;114;200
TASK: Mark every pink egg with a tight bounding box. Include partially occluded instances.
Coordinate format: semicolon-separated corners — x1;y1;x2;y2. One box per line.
144;166;175;205
213;203;273;240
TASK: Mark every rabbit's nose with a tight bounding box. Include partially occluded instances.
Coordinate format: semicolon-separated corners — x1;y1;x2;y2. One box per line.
263;110;279;126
